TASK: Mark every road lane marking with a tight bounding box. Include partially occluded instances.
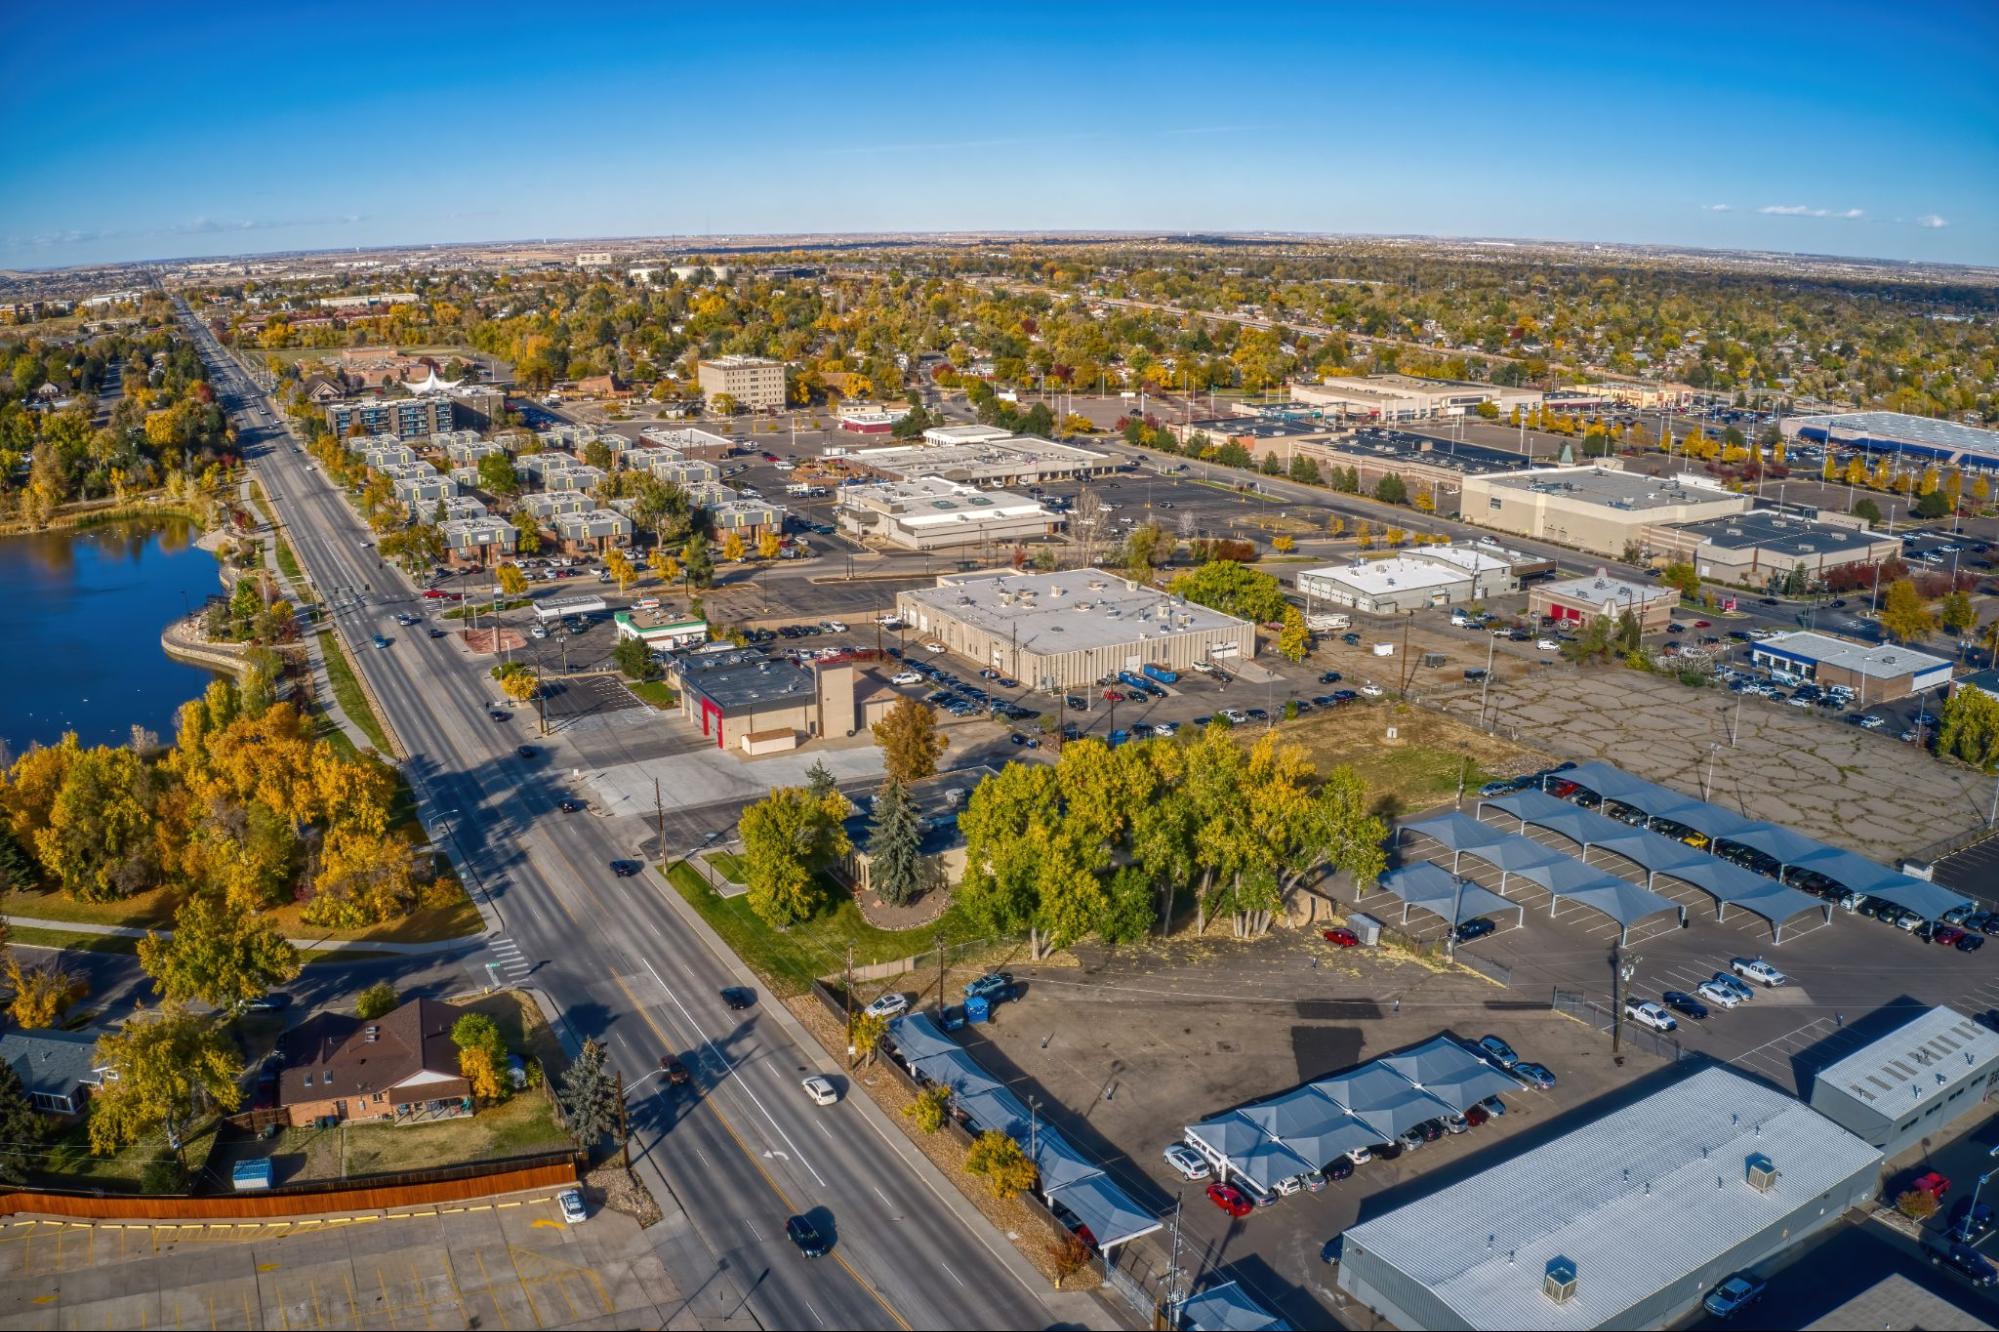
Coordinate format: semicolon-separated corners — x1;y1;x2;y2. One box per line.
940;1261;965;1289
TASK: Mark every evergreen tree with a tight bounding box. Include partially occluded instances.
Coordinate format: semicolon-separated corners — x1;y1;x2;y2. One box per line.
868;781;925;907
0;1063;39;1185
805;759;838;800
557;1038;619;1149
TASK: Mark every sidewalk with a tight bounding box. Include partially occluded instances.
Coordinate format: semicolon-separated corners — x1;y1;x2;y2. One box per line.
2;914;476;956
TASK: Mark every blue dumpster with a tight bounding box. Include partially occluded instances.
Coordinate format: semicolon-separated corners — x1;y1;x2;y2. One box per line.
965;994;991;1024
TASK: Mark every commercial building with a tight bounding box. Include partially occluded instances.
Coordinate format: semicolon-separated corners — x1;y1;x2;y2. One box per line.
1953;667;1999;704
1416;543;1524;596
1583;379;1699;410
838;405;910;434
1640;511;1898;587
838;476;1060;551
1302;429;1543;516
697;355;787;411
1460;466;1751;557
1164;416;1338;460
853;435;1115;488
1808;1007;1999;1159
921;423;1016;447
1749;632;1952;704
669;649;859;752
637;425;734;460
1289;375;1540;422
613;610;708;652
278;998;470;1128
1337;1064;1882;1331
1529;571;1679;633
1783;411;1999;471
896;568;1256;689
1298;557;1476;614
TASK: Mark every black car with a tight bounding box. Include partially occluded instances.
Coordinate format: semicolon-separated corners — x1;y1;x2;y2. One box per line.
1325;1156;1355;1182
1370;1140;1404;1161
1246;708;1269;721
721;987;756;1011
662;1057;692;1087
1949;1199;1995;1243
1408;1119;1445;1143
1929;1240;1999;1287
490;709;510;721
609;860;639;877
246;991;293;1012
1451;917;1497;944
558;798;583;813
428;627;447;638
1662;990;1708;1020
1319;671;1343;684
516;745;536;759
786;1215;829;1258
1959;933;1986;953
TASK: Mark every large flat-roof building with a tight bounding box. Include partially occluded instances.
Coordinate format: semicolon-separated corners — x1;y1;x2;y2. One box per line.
853;435;1115;488
1808;1007;1999;1159
1337;1064;1882;1332
1289;375;1540;422
838;476;1060;551
1529;571;1679;633
1460;466;1751;557
669;649;857;752
697;355;787;411
1301;429;1544;516
1783;411;1999;471
896;568;1255;689
1750;631;1952;704
1299;557;1473;615
1641;510;1898;587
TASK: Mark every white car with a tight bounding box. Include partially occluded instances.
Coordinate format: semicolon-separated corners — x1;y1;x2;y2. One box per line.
1359;683;1384;698
801;1075;839;1107
923;641;947;654
557;1188;588;1224
1730;957;1788;988
1345;1145;1372;1165
863;991;910;1020
1697;979;1743;1009
1162;1143;1211;1181
1221;708;1249;724
891;671;922;686
826;621;849;633
1623;999;1678;1033
1536;639;1560;651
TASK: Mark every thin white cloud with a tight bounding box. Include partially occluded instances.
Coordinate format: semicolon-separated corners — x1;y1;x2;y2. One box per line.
1757;204;1864;220
1918;214;1949;229
11;215;364;250
1704;203;1732;212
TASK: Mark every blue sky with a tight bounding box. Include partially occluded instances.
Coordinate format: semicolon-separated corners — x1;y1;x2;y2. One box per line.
3;0;1995;270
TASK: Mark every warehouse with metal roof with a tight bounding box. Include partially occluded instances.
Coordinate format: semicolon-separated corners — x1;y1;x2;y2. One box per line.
1782;411;1999;469
1808;1006;1999;1158
1337;1064;1883;1331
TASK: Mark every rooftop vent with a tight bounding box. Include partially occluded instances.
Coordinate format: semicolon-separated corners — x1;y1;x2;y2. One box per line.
1745;1152;1778;1193
365;1026;380;1043
1543;1257;1578;1304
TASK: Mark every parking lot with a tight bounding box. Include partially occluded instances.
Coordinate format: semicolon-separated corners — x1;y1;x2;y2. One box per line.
0;1191;682;1331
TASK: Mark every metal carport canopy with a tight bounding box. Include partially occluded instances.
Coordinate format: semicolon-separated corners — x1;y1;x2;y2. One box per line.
1169;1279;1290;1332
1789;845;1972;921
1661;859;1830;941
1555;759;1664;805
1395;810;1513;855
1717;821;1826;865
1508;857;1687;942
1311;1063;1457;1142
1378;862;1527;929
1046;1173;1163;1250
1373;1037;1521;1114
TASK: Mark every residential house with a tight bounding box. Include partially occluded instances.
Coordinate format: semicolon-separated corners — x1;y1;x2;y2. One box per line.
0;1029;113;1116
277;998;473;1128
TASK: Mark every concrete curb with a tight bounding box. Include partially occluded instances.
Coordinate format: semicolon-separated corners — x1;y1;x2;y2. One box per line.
3;914;477;957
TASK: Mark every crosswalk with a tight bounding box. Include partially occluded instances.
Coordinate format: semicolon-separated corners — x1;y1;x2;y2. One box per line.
487;936;533;983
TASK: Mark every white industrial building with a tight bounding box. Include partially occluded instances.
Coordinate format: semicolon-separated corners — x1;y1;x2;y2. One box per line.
1808;1007;1999;1159
838;476;1060;551
1298;545;1520;614
853;435;1116;487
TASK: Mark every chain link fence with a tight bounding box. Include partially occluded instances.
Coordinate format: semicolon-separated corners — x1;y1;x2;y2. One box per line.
1552;988;1683;1062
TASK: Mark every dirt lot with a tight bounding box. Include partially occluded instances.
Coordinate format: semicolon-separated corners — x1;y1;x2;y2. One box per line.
957;930;1668;1328
1278;702;1545;819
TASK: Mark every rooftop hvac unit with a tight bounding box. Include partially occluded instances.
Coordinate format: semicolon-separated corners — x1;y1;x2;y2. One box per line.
1543;1257;1577;1304
1745;1153;1778;1192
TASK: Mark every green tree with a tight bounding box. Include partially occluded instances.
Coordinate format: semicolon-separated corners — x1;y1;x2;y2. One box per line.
958;762;1062;953
557;1038;619;1148
136;895;301;1015
1614;608;1642;655
904;1083;952;1133
805;759;838;800
847;1009;888;1067
1853;497;1882;524
866;781;926;907
1121;521;1165;582
872;697;948;785
88;1004;243;1158
1913;490;1949;520
964;1129;1038;1200
0;1063;41;1185
1878;579;1936;644
1939;591;1976;638
1167;561;1288;622
1277;606;1311;662
680;534;714;590
355;980;399;1021
1373;473;1409;505
451;1012;507;1064
1936;686;1999;773
738;786;851;928
611;635;659;680
1659;562;1703;600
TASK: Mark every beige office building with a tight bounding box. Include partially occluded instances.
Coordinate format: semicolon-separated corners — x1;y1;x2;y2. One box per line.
697;356;788;411
1459;467;1751;557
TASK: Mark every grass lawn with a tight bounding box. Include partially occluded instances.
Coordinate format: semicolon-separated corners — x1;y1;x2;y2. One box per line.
705;852;748;884
665;861;964;995
2;884;178;930
1277;702;1545;819
6;925;139;954
443;598;531;620
628;679;678;709
319;628;392;752
264;884;483;944
39;1115;222;1192
338;1090;569;1179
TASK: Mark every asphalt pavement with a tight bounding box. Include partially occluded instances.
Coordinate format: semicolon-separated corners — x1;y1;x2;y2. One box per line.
177;305;1105;1332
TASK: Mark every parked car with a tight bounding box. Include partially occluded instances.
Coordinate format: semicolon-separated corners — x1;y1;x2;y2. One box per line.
1710;971;1756;1002
1730;957;1788;988
1949;1199;1995;1244
1322;927;1360;947
864;991;910;1020
1511;1061;1557;1090
1451;917;1497;944
1912;1170;1952;1199
1662;990;1709;1020
1960;933;1987;952
1697;979;1744;1008
1702;1273;1766;1319
1477;1035;1520;1069
1623;999;1678;1032
1163;1143;1211;1181
1928;1240;1997;1288
963;972;1015;1003
558;1189;589;1225
1205;1182;1254;1218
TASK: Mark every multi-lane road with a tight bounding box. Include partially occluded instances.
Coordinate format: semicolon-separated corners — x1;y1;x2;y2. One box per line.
174;302;1099;1332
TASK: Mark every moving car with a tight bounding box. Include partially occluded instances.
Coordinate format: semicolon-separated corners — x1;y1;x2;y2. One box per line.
720;987;756;1010
1623;999;1678;1032
517;745;537;760
801;1075;839;1106
662;1057;692;1087
864;991;910;1020
1701;1273;1766;1319
1205;1182;1254;1218
1163;1143;1211;1181
558;798;583;813
786;1215;830;1258
372;634;390;649
609;860;639;877
557;1189;589;1225
1730;957;1788;988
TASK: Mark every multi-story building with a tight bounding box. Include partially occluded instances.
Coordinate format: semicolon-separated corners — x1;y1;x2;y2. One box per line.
328;396;457;440
697;355;788;411
549;509;633;555
1459;466;1751;558
438;516;518;567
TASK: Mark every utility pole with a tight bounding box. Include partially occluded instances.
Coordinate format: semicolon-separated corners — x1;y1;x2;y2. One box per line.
1477;632;1497;728
654;777;665;855
936;925;948;1014
615;1068;630;1169
843;943;856;1066
1610;949;1638;1058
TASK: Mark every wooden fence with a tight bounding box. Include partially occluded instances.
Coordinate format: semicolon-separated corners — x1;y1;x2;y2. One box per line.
0;1153;579;1221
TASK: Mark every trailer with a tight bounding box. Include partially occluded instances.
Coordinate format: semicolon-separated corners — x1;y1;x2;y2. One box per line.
1142;663;1179;685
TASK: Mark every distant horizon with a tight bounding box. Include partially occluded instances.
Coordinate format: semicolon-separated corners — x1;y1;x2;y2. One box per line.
3;0;1994;270
7;225;1997;280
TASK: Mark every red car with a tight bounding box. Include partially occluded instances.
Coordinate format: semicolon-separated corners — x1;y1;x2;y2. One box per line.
1464;1102;1491;1127
1102;689;1125;702
422;589;462;601
1694;620;1711;628
1913;1171;1952;1200
1206;1182;1253;1218
1323;927;1360;947
1549;779;1581;798
762;452;780;462
1934;925;1968;947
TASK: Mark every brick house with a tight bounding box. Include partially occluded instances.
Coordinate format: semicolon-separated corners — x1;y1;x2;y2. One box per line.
277;998;472;1128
